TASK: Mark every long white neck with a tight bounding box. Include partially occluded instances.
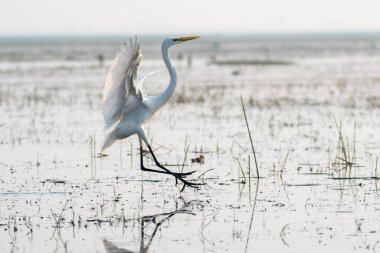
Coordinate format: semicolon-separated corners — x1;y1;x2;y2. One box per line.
149;43;177;111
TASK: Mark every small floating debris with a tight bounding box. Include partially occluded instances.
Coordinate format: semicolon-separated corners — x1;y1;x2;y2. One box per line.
41;179;66;184
191;155;204;164
86;218;110;223
97;153;108;158
232;69;242;76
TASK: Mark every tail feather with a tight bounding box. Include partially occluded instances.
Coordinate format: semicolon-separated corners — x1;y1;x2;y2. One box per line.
101;131;117;152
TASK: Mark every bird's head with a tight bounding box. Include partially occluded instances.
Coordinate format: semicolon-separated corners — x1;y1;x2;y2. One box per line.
163;36;200;48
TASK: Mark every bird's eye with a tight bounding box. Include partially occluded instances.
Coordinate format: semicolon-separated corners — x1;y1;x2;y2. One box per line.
172;38;179;42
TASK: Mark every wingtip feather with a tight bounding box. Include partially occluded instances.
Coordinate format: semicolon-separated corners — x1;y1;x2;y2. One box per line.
102;36;143;131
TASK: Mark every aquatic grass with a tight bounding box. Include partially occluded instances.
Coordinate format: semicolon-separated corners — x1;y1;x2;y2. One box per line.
375;156;379;178
248;155;251;189
180;144;190;174
23;216;33;235
240;97;260;178
280;151;290;178
197;168;214;180
51;199;70;236
236;158;247;184
280;223;291;247
369;154;379;179
244;180;260;253
332;120;356;179
89;134;97;178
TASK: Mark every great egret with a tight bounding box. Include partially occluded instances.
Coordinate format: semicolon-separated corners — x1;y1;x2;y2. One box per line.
101;36;201;191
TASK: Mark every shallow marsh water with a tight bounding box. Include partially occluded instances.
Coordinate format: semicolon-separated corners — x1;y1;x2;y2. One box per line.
0;34;380;252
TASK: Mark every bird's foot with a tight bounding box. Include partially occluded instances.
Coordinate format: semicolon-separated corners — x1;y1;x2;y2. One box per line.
143;163;204;192
160;168;204;191
154;163;195;179
171;170;196;178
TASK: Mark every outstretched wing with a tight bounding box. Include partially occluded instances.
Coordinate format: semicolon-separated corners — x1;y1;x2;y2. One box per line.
102;36;142;131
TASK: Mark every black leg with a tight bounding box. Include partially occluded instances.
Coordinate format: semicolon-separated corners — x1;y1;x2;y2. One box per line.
140;145;171;175
146;145;204;191
139;141;203;191
146;145;197;177
140;146;194;177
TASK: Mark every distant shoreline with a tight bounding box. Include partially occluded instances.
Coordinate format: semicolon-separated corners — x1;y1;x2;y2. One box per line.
1;31;380;43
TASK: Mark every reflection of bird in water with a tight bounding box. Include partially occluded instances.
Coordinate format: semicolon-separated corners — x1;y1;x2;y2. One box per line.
103;197;198;253
100;36;202;191
103;240;133;253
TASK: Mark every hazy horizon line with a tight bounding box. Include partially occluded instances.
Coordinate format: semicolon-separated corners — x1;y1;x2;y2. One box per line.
1;30;380;39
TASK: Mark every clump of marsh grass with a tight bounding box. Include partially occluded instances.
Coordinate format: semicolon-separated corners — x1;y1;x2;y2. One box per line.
332;120;356;179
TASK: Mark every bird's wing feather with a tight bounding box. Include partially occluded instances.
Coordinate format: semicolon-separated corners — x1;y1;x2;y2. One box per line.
137;70;159;96
102;36;142;130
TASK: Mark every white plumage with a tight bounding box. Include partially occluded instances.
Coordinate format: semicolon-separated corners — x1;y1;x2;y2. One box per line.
102;36;142;133
100;35;201;191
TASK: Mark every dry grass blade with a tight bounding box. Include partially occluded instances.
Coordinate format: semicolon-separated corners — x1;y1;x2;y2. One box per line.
280;151;290;176
236;158;247;183
240;96;260;178
181;144;190;173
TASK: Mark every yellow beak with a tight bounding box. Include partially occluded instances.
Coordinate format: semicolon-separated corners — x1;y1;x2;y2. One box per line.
175;36;200;42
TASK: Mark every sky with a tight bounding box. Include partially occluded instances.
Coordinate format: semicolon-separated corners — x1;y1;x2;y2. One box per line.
1;0;380;36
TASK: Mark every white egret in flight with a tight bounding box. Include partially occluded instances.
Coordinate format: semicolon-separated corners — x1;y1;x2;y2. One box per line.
100;36;201;191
